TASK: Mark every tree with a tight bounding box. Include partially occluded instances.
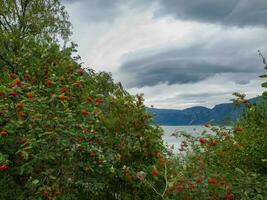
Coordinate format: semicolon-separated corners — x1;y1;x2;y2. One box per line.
0;0;71;71
0;1;165;199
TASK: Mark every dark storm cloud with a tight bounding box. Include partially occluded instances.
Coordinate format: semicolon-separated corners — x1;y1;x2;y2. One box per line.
120;59;239;87
155;0;267;27
118;41;265;88
63;0;267;27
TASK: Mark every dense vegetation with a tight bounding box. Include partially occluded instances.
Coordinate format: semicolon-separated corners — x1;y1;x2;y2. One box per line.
0;1;266;199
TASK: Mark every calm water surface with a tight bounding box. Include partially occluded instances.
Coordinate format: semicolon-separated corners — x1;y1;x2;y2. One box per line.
161;125;211;152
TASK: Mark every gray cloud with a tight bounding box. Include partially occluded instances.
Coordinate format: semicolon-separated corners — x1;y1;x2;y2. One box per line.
155;0;267;27
118;38;266;88
176;91;232;100
63;0;153;23
64;0;267;27
63;0;120;22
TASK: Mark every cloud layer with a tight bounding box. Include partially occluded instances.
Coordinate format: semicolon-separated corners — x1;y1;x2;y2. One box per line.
117;27;267;88
63;0;267;108
156;0;267;27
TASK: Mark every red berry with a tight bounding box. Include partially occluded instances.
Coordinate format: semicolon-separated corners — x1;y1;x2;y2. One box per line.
208;179;215;185
242;99;248;104
19;112;28;118
81;109;89;116
16;79;21;85
42;191;49;196
24;74;30;80
46;80;53;86
78;68;84;76
53;191;61;196
198;138;206;144
150;168;159;177
86;96;92;101
234;127;242;133
0;130;8;137
73;82;81;87
195;176;202;183
58;95;67;101
9;91;17;97
224;193;234;199
95;98;103;104
8;73;16;79
89;152;96;157
219;180;225;185
60;86;68;93
0;165;9;171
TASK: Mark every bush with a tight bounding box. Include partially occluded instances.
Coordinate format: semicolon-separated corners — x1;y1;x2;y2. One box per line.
0;41;164;199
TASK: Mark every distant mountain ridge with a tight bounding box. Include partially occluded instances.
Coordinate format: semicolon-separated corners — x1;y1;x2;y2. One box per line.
147;97;260;126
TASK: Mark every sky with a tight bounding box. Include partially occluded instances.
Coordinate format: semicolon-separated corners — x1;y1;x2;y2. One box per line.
63;0;267;109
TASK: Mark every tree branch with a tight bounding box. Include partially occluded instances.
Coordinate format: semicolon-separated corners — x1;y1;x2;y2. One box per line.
0;18;9;32
0;13;13;32
0;53;15;72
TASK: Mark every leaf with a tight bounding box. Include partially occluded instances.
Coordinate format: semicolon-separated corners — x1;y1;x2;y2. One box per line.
32;179;39;185
235;167;245;174
261;82;267;88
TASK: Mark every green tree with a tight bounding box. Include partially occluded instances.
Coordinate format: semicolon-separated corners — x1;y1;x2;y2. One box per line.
0;0;71;72
0;1;165;199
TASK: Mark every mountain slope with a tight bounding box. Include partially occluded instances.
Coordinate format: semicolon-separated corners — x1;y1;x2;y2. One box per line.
147;97;260;125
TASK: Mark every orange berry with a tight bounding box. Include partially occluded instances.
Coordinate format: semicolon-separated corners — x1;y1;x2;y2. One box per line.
16;79;21;85
27;92;33;99
150;168;159;177
19;112;28;118
58;95;67;101
73;82;81;87
60;86;68;93
0;130;8;137
86;96;92;101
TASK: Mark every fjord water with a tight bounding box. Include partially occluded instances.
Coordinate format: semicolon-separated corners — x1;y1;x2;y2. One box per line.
161;125;211;153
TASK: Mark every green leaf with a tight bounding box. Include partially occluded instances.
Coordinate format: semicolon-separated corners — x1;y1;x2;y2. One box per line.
235;167;245;174
259;74;267;78
32;179;39;185
256;194;263;200
261;82;267;88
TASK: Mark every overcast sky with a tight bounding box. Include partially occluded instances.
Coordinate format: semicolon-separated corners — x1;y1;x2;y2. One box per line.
63;0;267;109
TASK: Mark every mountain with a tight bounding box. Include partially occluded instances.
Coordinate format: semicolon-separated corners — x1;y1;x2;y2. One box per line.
147;97;260;126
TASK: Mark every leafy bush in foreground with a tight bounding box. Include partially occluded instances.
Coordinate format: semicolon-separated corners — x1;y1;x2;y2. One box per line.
0;41;164;199
1;1;267;199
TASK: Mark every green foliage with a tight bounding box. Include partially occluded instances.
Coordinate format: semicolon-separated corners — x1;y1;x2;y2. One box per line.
137;55;267;200
1;0;267;199
0;0;71;71
0;43;165;199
